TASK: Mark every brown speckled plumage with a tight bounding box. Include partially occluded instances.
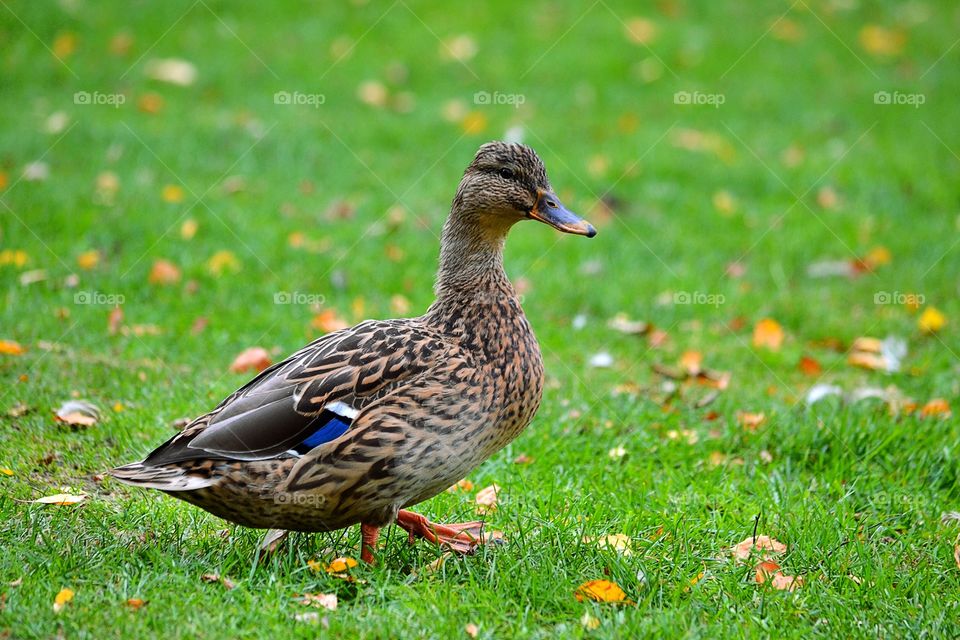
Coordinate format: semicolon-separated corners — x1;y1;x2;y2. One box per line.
111;141;595;558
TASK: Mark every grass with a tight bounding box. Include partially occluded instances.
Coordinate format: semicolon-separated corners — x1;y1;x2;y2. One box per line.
1;0;959;637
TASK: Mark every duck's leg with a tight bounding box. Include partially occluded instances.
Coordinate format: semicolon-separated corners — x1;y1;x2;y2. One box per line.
258;528;289;557
395;510;485;554
360;523;380;564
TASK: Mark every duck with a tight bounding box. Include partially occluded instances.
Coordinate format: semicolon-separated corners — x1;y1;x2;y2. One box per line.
111;141;596;563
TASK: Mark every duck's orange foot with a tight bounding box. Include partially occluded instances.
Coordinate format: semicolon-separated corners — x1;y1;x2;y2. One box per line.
395;509;486;554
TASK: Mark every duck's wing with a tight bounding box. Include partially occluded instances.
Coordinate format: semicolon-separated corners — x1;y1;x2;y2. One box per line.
137;319;452;465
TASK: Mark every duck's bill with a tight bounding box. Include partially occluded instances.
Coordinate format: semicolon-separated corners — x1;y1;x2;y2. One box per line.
529;191;597;237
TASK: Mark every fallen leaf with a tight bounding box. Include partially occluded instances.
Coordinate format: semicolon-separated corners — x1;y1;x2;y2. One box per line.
148;259;181;285
54;400;101;427
161;184;184;203
712;190;737;215
325;557;358;573
207;250;240;276
34;493;87;505
753;318;784;351
181;219;198;240
0;339;25;355
53;587;74;613
798;355;822;376
138;92;164;114
441;34;477;62
144;58;197;86
461;111;487;135
575;579;628;603
680;350;703;375
580;612;601;630
770;573;803;591
608;314;650;335
475;484;500;514
754;559;780;583
859;25;906;56
301;592;337;611
52;32;77;58
312;309;349;333
108;306;123;335
918;307;946;334
731;535;786;562
0;249;29;267
306;559;322;573
920;398;951;419
77;250;100;270
736;411;766;431
0;468;13;476
465;622;480;638
446;478;474;493
590;533;633;556
624;17;657;45
229;347;271;374
513;453;533;465
125;598;147;610
954;544;959;571
357;80;388;107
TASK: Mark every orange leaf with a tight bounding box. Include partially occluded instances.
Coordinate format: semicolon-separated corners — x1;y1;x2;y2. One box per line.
731;535;786;562
736;411;766;431
0;339;25;355
148;259;181;285
125;598;147;610
229;347;272;374
311;309;350;334
679;350;703;375
77;250;100;270
752;318;784;351
475;483;500;514
161;184;184;203
53;587;74;613
918;307;946;334
798;355;822;376
754;560;780;583
920;398;951;419
770;573;803;591
575;579;628;603
325;557;358;573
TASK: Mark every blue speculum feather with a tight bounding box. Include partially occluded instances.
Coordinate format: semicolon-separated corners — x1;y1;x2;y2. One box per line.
293;410;352;455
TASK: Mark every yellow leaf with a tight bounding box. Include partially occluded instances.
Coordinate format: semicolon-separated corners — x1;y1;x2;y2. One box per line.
325;557;358;573
864;246;891;268
859;25;906;56
0;339;25;355
161;184;185;203
918;307;946;334
575;579;628;603
306;559;322;573
0;250;29;268
0;468;13;476
52;32;77;58
592;533;633;556
112;402;124;412
35;493;87;505
207;250;240;276
53;587;74;613
77;250;100;270
180;219;198;240
461;112;487;135
752;318;784;351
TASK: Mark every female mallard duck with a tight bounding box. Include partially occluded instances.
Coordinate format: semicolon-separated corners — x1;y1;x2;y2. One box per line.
112;141;595;562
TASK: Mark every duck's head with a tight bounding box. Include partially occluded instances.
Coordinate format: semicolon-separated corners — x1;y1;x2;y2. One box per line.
452;141;596;238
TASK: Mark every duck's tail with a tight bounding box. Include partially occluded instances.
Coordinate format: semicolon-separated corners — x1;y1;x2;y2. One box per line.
110;461;217;492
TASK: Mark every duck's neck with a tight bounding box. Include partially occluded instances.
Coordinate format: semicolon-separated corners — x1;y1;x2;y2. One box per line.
427;210;518;319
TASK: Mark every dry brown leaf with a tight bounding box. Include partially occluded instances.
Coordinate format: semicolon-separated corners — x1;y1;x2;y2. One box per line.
55;400;101;427
301;592;337;611
148;259;181;285
736;411;766;431
731;535;786;562
0;339;25;355
53;587;74;613
34;493;87;505
954;544;959;571
475;483;500;514
574;579;629;603
229;347;272;374
753;318;784;351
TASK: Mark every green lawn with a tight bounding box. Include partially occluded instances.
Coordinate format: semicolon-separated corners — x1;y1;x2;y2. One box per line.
2;1;959;637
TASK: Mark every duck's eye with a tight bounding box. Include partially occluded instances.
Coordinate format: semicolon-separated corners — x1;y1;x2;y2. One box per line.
498;167;515;180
